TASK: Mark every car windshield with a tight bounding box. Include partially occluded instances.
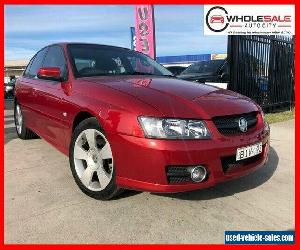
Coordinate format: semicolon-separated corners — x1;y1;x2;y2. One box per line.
181;60;224;75
68;44;173;78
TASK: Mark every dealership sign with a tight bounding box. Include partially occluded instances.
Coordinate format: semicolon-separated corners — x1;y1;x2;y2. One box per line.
204;5;295;35
135;5;156;59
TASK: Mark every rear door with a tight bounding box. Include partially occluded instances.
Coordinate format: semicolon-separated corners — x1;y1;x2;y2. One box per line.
16;47;48;130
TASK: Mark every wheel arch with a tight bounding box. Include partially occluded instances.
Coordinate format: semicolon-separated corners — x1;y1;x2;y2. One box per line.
72;111;95;132
72;109;110;132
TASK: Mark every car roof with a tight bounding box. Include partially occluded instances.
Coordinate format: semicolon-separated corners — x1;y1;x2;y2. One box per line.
50;42;132;51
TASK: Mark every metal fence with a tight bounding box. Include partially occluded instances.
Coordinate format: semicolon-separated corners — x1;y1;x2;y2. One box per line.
227;35;294;112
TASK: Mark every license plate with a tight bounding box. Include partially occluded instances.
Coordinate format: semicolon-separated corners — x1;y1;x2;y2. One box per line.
236;142;263;161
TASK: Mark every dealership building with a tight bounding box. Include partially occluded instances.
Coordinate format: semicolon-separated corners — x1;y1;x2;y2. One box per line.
4;60;28;83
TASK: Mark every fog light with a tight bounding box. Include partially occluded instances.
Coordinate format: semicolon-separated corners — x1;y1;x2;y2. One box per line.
190;166;207;182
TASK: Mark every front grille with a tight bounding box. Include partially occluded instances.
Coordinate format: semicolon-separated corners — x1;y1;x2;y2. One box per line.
212;112;258;135
166;166;192;184
221;153;262;173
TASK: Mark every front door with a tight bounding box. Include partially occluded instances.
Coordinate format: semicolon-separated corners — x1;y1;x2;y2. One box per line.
30;45;69;147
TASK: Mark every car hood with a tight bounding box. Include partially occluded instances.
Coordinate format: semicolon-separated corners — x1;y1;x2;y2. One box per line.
82;76;259;119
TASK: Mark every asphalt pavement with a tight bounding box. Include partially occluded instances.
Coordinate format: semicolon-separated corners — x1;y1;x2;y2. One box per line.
4;99;295;243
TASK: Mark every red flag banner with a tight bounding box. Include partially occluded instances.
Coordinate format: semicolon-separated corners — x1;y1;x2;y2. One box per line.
135;5;156;59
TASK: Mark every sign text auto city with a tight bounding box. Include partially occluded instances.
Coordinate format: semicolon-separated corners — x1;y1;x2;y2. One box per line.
204;5;295;35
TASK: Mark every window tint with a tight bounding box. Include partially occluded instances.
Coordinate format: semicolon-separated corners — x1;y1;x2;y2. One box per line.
68;44;172;78
74;58;96;71
43;46;67;78
23;57;35;77
26;48;48;78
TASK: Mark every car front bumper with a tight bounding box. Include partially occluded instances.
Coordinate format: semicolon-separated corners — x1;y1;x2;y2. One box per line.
111;124;270;193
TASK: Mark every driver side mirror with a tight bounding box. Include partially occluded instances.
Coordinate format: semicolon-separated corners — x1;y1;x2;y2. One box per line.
37;67;62;81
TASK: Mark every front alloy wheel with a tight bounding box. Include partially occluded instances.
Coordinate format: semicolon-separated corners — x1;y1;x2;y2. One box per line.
69;117;122;200
74;128;113;191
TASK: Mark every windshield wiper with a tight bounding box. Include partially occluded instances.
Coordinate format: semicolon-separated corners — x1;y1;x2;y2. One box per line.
122;72;156;76
122;72;175;77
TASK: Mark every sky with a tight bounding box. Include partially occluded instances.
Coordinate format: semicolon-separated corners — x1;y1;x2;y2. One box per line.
4;5;227;61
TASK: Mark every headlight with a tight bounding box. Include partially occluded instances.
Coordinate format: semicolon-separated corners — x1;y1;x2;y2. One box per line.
138;117;211;139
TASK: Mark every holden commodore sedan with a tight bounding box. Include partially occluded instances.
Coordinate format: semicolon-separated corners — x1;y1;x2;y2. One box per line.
14;43;270;200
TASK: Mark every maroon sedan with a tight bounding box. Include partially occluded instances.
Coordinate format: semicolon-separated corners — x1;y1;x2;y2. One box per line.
14;43;270;200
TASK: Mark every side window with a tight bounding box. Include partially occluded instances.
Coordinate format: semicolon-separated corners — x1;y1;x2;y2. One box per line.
27;48;48;78
43;46;67;79
23;57;35;77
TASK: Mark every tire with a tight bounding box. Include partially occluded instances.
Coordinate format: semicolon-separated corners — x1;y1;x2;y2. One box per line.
14;101;39;140
69;117;123;200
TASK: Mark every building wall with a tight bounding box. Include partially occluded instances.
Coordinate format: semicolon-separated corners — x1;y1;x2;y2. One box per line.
4;60;28;80
4;67;25;78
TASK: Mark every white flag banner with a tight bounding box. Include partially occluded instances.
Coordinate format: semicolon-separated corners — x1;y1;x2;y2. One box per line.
204;5;295;35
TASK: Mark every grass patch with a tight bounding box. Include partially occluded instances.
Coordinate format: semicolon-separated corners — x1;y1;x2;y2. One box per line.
265;109;295;124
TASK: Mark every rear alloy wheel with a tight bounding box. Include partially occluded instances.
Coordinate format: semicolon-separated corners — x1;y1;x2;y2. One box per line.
15;103;23;135
69;118;122;200
14;102;38;140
